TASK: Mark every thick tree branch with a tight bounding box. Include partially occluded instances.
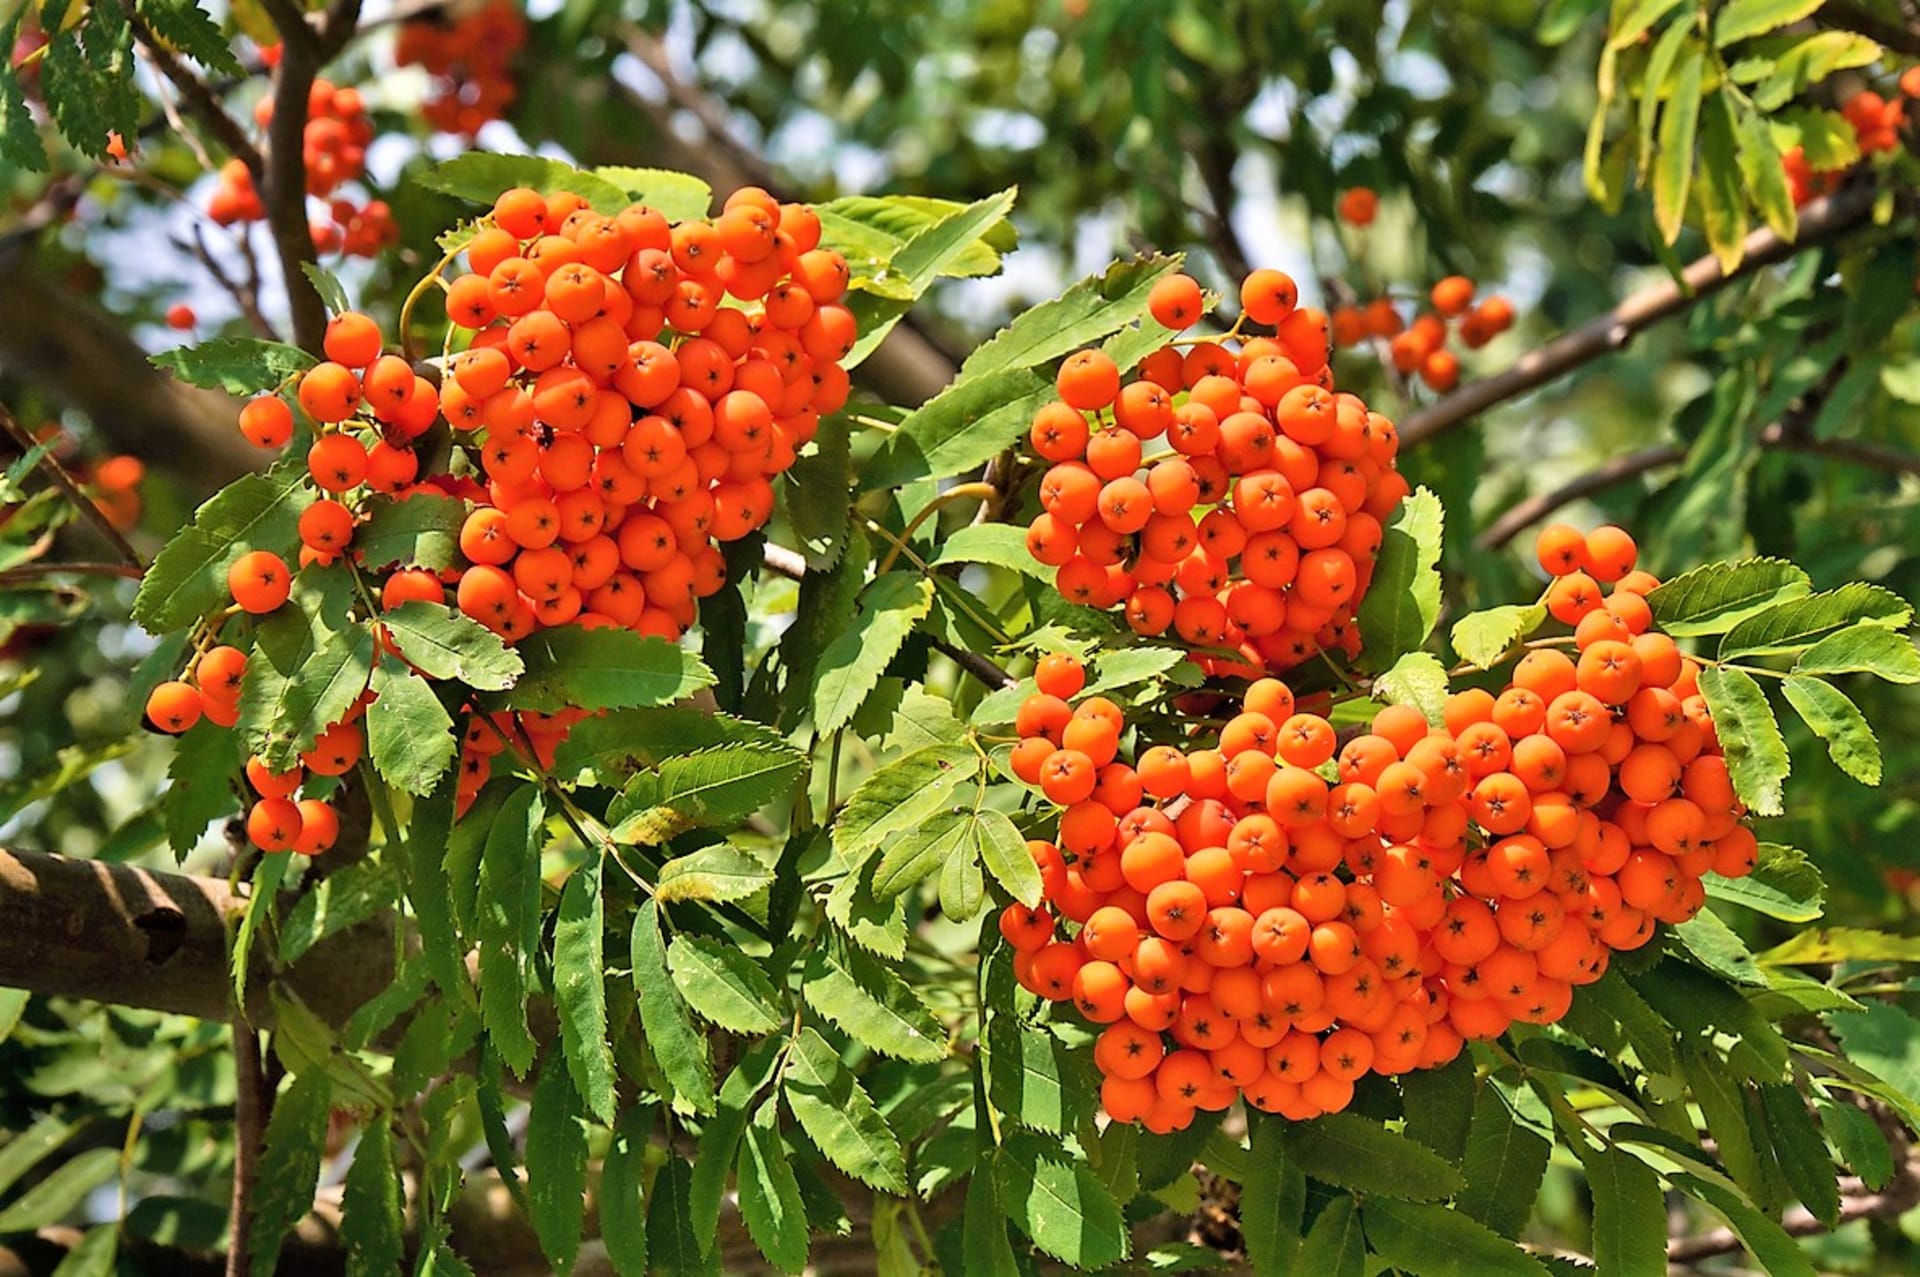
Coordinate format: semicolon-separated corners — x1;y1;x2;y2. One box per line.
256;0;336;353
1400;183;1881;448
226;1027;267;1277
1822;2;1920;60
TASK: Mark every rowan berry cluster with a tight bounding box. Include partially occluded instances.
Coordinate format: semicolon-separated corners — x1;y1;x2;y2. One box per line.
1330;275;1516;393
1028;269;1408;677
151;182;857;833
83;454;145;534
206;70;396;259
1784;71;1917;205
394;0;526;136
998;524;1758;1131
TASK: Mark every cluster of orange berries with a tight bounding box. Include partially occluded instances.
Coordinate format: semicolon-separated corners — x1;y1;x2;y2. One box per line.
82;453;144;534
394;0;526;136
1784;71;1918;205
1330;276;1515;393
143;640;354;857
1026;269;1408;677
206;68;396;259
998;524;1757;1131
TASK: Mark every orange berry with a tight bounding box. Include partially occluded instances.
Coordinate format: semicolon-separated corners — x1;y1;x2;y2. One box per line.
1056;350;1120;411
146;681;203;733
1149;273;1205;331
323;311;383;367
239;396;295;449
1430;275;1475;319
247;798;303;852
228;550;291;613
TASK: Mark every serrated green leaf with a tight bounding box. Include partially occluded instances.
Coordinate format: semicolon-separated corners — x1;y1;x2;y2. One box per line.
526;1053;587;1273
1369;1199;1553;1276
1829;1001;1920;1106
416;153;629;214
1681;1042;1772;1204
1731;97;1796;240
1793;624;1920;684
246;1071;333;1277
279;857;394;966
1697;665;1789;816
609;743;804;844
802;942;944;1062
881;188;1018;301
137;0;244;75
872;805;974;899
668;936;784;1035
1652;40;1705;244
655;843;775;904
1282;1112;1465;1201
474;786;544;1076
1763;926;1920;965
356;492;465;572
341;1120;403;1277
133;459;314;631
41;4;138;162
1450;603;1547;670
738;1102;809;1274
367;659;456;795
1757;34;1883;110
832;743;979;858
231;852;289;1004
1759;1083;1840;1227
931;523;1052;580
810;572;935;733
962;1163;1022;1277
1696;91;1749;271
1672;908;1767;987
1083;646;1189;696
237;627;373;773
782;418;852;570
1609;0;1687;48
645;1156;716;1277
1648;558;1811;636
380;602;523;690
984;1015;1097;1135
632;899;713;1113
1719;582;1912;658
1770;103;1863;166
1780;675;1881;784
150;338;314;395
1715;0;1823;46
1816;1098;1893;1190
507;626;715;711
1457;1087;1551;1238
0;1148;117;1234
164;718;240;858
1401;1055;1478;1162
1580;1143;1665;1277
397;780;473;1015
1239;1112;1305;1276
554;859;616;1125
1704;842;1825;921
1372;650;1449;722
1358;487;1444;671
1669;1171;1818;1277
997;1131;1128;1269
782;1028;906;1193
687;1042;781;1252
590;166;711;220
600;1105;653;1277
824;860;910;959
1296;1193;1363;1277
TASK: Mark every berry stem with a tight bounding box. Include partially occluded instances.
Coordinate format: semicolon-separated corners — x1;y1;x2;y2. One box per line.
877;481;999;576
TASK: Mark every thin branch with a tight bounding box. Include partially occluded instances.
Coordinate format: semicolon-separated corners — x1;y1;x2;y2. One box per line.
1400;183;1881;448
1821;2;1920;59
0;402;145;568
1668;1157;1920;1264
0;561;146;584
128;7;263;175
622;26;783;194
1191;129;1254;284
1476;444;1685;549
1762;423;1920;475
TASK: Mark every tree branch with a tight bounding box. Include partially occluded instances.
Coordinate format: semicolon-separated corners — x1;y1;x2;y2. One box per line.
1668;1157;1920;1264
127;8;264;175
0;401;145;568
256;0;337;353
226;1027;267;1277
1476;444;1685;550
1821;2;1920;59
1400;183;1881;448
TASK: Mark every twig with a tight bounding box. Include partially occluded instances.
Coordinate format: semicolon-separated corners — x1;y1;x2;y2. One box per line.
1399;183;1881;448
1821;2;1920;60
0;561;145;584
128;7;264;175
0;402;145;568
226;1025;269;1277
1476;444;1685;549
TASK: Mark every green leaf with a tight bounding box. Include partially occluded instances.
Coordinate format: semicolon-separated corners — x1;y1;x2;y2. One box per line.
397;780;474;1015
1668;1172;1818;1277
238;623;374;772
341;1120;404;1277
1719;582;1912;658
1816;1098;1893;1190
1756;35;1884;110
1372;651;1449;722
137;0;244;74
871;804;976;899
1652;40;1705;243
600;1105;653;1277
0;17;45;173
1759;1083;1840;1227
688;1042;781;1254
1456;1088;1551;1238
1240;1113;1306;1276
1704;842;1825;921
1400;1056;1478;1162
985;1017;1097;1135
932;523;1053;581
231;853;290;1005
655;843;775;904
1680;1042;1772;1203
48;1224;115;1277
554;859;616;1125
872;188;1018;310
997;1131;1129;1269
1771;103;1863;167
133;459;314;630
1830;1002;1920;1108
1697;665;1789;816
590;166;712;221
832;743;979;858
824;861;910;959
1715;0;1823;45
1450;603;1547;670
555;706;788;781
0;1148;117;1234
1282;1113;1466;1201
819;194;1009;287
380;602;522;691
811;572;935;733
526;1052;587;1272
1671;909;1767;987
609;743;804;844
1358;487;1444;671
781;1028;906;1194
1084;646;1190;696
279;857;394;965
738;1103;809;1274
962;1165;1022;1277
416;153;629;214
645;1156;716;1277
781;417;852;570
164;718;240;858
0;1115;74;1199
1580;1143;1665;1277
1609;0;1686;48
802;942;944;1062
474;786;544;1076
299;262;349;315
40;4;139;163
668;936;785;1035
1648;558;1811;636
1731;97;1797;240
1296;1195;1364;1277
1780;675;1881;784
1763;926;1920;965
366;659;456;795
508;626;715;711
355;492;466;572
1364;1199;1552;1277
632;899;714;1113
1695;91;1749;271
149;338;315;395
246;1071;333;1277
1794;624;1920;684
